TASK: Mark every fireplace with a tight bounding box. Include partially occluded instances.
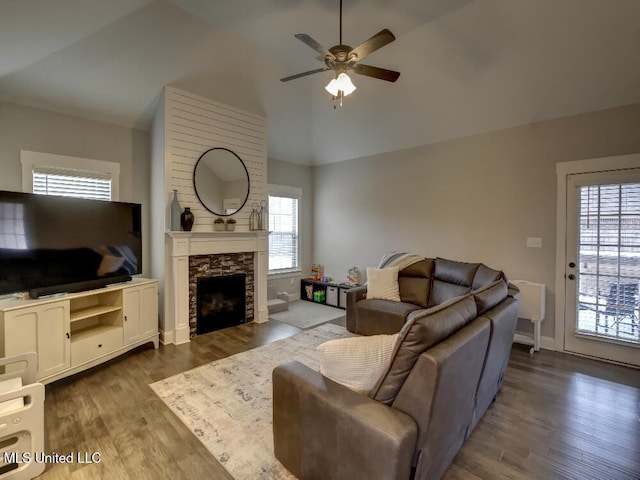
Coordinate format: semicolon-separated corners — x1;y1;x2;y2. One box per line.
196;274;247;334
188;252;255;337
165;231;268;345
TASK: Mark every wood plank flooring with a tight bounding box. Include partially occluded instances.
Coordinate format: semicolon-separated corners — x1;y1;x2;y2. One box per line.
38;319;640;479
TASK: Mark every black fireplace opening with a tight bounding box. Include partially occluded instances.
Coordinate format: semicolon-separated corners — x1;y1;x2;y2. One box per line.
196;273;247;335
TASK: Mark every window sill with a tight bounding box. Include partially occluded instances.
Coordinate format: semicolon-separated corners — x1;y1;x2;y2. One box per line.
268;270;302;280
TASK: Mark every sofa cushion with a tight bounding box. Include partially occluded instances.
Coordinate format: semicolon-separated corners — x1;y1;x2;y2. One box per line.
398;258;433;308
366;266;400;301
317;334;399;394
472;264;503;290
428;258;479;307
472;278;508;315
371;294;478;405
355;299;422;335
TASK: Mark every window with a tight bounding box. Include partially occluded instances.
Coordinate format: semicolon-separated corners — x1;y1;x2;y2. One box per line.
268;185;301;274
32;166;112;200
0;202;26;249
21;150;120;201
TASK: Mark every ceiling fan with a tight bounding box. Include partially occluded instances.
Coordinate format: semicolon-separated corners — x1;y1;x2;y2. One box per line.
280;0;400;105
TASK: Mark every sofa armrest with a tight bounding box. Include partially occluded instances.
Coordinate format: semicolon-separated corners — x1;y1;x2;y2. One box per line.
346;285;367;332
507;282;520;300
273;361;417;480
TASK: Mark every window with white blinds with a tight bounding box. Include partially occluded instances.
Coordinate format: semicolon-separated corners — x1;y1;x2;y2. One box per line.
577;182;640;343
32;166;112;200
268;185;301;274
21;151;120;201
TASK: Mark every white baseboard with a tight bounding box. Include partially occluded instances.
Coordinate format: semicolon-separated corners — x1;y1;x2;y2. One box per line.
513;333;556;351
159;328;175;345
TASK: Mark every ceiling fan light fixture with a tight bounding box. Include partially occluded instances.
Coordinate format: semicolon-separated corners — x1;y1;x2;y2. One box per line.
325;72;356;97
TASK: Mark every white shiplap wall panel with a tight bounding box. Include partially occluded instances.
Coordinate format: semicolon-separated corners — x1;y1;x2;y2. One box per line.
165;87;267;232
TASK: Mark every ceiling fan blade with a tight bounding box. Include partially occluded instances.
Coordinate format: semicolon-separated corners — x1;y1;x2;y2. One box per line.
280;67;331;82
349;29;396;62
294;34;334;58
353;64;400;82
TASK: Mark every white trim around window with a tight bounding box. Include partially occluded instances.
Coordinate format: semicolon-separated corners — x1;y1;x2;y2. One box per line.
268;183;302;275
20;150;120;200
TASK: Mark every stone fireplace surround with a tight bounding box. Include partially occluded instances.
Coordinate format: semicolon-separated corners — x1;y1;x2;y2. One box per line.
165;231;268;345
190;253;254;336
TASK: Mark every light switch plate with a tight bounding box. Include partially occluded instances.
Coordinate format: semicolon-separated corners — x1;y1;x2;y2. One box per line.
526;237;543;248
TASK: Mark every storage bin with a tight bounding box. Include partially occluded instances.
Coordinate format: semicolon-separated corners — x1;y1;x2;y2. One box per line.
326;286;339;307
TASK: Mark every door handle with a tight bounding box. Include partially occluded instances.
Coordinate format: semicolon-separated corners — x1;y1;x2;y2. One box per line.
568;274;576;280
568;262;576;268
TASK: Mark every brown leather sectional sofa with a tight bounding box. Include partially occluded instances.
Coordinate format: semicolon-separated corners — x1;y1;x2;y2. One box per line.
272;257;520;480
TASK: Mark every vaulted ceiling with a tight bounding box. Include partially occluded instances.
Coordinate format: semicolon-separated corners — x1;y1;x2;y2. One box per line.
2;0;639;165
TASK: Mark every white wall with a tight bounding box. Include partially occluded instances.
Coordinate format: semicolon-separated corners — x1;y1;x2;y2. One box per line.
163;87;267;232
0;101;151;276
312;103;640;340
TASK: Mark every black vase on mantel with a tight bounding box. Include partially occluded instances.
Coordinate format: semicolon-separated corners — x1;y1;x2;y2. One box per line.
180;207;194;231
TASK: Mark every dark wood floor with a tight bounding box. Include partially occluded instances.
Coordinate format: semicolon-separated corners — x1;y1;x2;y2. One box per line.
38;319;640;480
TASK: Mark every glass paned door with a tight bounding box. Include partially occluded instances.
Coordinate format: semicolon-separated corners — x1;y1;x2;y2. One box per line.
565;171;640;366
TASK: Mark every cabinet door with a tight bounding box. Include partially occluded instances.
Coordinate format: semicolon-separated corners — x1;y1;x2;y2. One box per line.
139;283;159;337
5;301;71;379
123;288;141;344
122;282;158;343
37;302;71;378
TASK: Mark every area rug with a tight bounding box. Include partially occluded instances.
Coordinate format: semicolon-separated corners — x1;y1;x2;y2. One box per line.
268;300;345;329
150;323;353;479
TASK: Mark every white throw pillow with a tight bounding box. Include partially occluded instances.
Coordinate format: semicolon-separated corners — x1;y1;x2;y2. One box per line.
366;266;400;301
317;334;399;394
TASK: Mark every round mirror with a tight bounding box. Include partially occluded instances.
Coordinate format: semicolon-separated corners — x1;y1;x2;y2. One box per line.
193;148;250;216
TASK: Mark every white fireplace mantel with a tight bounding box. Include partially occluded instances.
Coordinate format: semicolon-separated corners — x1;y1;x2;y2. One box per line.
163;230;269;345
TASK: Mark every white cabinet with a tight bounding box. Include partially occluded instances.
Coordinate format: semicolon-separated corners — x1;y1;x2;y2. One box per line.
122;282;158;344
140;282;159;338
0;278;159;384
2;300;70;379
123;288;141;344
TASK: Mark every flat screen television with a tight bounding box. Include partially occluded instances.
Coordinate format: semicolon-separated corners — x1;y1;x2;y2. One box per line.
0;190;142;298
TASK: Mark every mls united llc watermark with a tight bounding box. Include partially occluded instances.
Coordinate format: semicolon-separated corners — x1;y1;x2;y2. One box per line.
3;451;101;464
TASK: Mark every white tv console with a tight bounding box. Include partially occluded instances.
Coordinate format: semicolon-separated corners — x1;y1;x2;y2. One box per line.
0;278;159;384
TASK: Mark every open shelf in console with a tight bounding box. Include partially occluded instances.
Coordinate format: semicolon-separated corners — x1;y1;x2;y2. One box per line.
69;290;122;324
68;288;125;368
69;289;123;343
70;305;121;323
